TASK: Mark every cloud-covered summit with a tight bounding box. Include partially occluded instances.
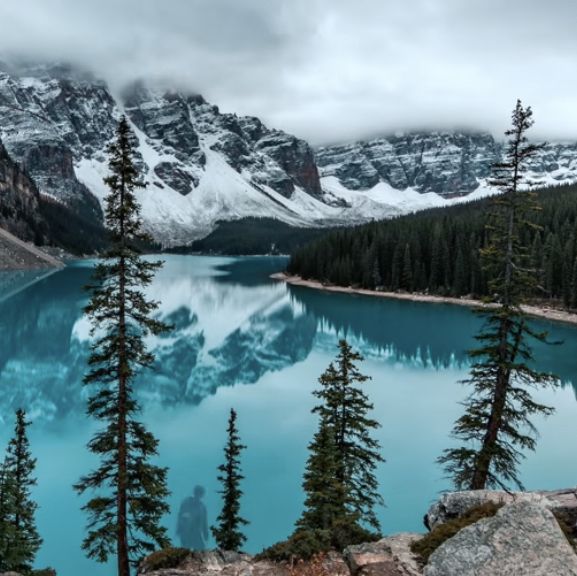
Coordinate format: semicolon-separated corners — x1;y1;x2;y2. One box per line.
0;0;576;144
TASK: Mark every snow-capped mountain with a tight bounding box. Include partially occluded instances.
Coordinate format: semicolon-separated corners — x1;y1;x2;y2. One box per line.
317;133;577;197
1;60;577;247
0;61;360;247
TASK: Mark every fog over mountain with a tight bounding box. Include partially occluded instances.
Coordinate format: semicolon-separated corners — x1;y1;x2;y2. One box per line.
0;0;576;144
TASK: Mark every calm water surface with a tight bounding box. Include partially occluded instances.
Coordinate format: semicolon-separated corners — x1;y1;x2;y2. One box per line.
1;255;576;575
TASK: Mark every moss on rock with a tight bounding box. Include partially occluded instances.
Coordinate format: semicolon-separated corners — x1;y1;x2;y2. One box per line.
140;548;192;572
411;501;503;566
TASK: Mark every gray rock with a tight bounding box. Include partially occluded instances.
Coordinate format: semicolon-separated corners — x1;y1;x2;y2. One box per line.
425;488;577;531
154;162;197;196
424;500;577;576
345;534;422;576
380;534;423;576
139;549;349;576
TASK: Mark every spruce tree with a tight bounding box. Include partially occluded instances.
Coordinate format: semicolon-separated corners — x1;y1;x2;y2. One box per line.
438;101;557;490
0;459;17;572
75;116;170;576
296;410;347;534
0;409;42;573
312;340;384;531
212;408;248;552
402;244;413;291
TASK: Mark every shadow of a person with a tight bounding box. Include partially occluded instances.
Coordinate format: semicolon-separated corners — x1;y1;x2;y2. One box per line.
177;485;209;550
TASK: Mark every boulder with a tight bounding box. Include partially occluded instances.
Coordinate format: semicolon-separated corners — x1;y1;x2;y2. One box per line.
425;488;577;531
424;500;577;576
381;534;423;576
344;534;422;576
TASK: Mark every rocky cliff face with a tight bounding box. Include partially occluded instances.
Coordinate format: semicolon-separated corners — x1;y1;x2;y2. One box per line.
317;132;577;197
0;140;45;242
0;62;109;221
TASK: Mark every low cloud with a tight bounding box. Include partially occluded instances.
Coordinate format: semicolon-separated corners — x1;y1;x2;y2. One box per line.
0;0;576;144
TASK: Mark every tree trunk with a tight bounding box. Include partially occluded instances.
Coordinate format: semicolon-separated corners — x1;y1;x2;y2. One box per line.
117;162;130;576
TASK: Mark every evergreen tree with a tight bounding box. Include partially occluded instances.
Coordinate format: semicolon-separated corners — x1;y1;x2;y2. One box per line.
453;248;467;296
429;225;442;289
212;409;248;552
0;459;17;572
571;257;577;309
402;244;413;291
438;101;557;490
75;116;170;576
297;397;348;534
312;340;384;531
0;409;42;573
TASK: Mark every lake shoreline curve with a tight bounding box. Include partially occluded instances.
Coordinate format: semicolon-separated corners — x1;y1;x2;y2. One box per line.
271;272;577;327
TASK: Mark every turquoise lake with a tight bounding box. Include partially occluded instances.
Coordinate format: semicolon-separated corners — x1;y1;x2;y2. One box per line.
1;255;577;575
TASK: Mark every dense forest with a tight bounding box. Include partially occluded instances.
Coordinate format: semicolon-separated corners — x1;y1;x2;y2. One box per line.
182;217;336;255
38;195;108;254
287;182;577;308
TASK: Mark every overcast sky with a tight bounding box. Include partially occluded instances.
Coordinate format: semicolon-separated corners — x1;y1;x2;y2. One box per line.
0;0;575;144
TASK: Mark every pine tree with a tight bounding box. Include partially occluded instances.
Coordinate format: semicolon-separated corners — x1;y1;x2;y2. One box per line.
0;459;17;572
438;101;557;490
75;117;170;576
212;409;248;552
297;405;348;534
570;257;577;309
453;248;467;296
429;225;442;289
312;340;384;531
0;409;42;573
401;244;413;291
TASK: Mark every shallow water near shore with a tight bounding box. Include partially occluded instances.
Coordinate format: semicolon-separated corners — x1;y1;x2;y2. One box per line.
1;255;577;576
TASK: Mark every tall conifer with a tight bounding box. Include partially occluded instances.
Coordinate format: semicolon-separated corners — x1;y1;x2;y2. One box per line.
311;340;384;531
212;409;248;552
0;459;16;571
0;409;42;573
438;101;557;490
297;414;347;534
75;116;170;576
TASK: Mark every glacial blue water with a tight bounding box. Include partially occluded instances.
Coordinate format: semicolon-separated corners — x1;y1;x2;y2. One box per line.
1;255;576;576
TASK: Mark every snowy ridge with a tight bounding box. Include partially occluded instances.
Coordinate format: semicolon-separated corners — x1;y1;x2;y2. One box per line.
317;133;577;199
0;61;576;246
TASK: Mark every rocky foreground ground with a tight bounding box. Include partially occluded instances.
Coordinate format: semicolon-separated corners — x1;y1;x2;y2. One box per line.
137;489;577;576
1;491;576;576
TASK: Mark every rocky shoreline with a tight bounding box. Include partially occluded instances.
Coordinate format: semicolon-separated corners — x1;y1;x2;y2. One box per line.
272;273;577;327
0;226;64;270
135;489;577;576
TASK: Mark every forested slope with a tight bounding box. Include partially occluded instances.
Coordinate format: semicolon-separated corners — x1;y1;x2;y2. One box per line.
287;183;577;308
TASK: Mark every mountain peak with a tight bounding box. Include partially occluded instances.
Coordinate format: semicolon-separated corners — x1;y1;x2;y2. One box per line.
1;60;577;247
